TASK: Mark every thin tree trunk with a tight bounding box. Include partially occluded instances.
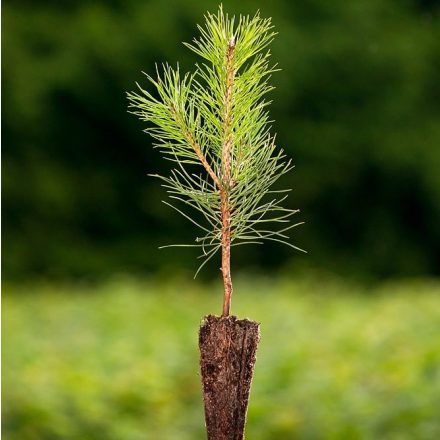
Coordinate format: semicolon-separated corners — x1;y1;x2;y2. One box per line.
221;191;232;316
220;36;236;317
199;315;260;440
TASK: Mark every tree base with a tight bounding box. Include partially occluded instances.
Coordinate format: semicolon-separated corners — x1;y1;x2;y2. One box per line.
199;315;260;440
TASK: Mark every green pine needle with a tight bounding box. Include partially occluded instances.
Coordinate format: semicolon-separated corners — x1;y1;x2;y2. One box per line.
128;6;304;277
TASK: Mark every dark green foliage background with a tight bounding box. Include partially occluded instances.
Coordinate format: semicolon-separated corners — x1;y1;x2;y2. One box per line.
3;0;440;280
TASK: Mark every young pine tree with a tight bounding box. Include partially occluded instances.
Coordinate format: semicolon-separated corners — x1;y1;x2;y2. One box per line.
128;7;304;317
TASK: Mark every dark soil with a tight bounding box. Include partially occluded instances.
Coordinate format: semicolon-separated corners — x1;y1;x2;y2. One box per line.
199;315;260;440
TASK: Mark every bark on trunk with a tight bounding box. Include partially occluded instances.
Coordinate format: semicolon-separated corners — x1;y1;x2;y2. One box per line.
199;315;260;440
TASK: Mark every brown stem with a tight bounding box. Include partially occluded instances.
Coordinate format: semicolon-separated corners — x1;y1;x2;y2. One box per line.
221;37;236;317
221;191;232;316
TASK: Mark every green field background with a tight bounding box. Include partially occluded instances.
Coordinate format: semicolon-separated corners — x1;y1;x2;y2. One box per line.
4;277;440;439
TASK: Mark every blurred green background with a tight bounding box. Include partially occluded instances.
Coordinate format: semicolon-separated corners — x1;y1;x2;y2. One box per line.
3;0;440;281
2;0;440;439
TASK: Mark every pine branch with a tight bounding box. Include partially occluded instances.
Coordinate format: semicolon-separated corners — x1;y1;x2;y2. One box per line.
169;102;221;189
128;6;304;316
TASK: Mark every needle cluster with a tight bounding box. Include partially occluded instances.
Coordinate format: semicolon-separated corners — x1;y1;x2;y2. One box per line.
128;6;304;313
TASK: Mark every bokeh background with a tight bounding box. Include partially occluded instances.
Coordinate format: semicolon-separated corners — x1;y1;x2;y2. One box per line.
3;0;440;438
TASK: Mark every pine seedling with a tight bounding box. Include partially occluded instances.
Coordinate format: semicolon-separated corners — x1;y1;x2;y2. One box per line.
127;6;304;317
128;7;305;437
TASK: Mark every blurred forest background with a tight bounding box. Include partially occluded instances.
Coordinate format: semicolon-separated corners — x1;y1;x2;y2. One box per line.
3;0;440;439
3;0;440;282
